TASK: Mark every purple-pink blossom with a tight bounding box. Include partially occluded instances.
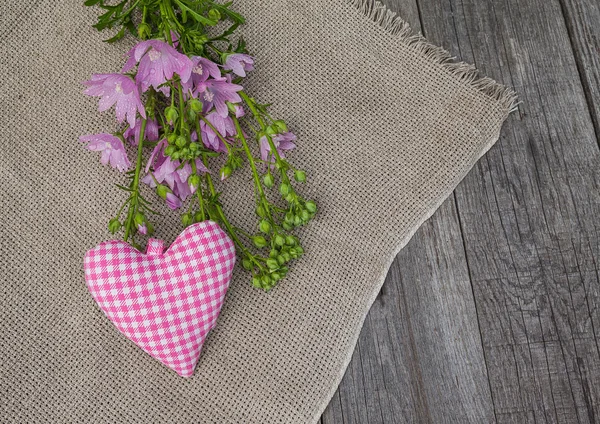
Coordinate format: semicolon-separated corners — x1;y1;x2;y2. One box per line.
181;56;221;93
223;53;255;77
200;112;236;152
122;40;193;96
83;73;145;128
123;118;159;145
259;132;297;163
80;133;131;172
196;77;243;117
137;222;148;235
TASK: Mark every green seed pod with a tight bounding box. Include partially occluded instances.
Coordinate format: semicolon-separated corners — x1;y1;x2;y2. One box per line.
279;183;290;196
242;259;253;270
189;142;199;151
181;213;193;227
164;145;176;156
265;126;277;136
259;220;271;234
269;249;278;258
282;222;293;231
266;259;279;270
189;98;203;113
284;212;294;224
277;255;286;265
262;274;272;286
252;277;262;288
164;106;178;125
274;235;285;246
294;170;306;182
175;136;187;148
252;235;267;248
108;218;121;234
305;201;317;214
285;236;296;246
167;133;177;145
171;151;181;160
301;209;311;222
293;215;302;226
256;205;267;218
283;252;291;262
273;120;288;133
271;272;281;282
295;246;304;255
263;173;274;188
194;212;204;222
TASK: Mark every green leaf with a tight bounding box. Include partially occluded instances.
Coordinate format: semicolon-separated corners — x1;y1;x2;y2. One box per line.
174;0;218;26
84;0;101;6
103;26;126;43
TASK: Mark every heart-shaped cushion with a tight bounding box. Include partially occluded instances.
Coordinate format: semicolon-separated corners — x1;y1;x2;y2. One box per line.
83;220;236;377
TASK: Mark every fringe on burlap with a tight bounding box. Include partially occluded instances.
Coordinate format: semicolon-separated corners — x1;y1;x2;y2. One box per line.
349;0;520;113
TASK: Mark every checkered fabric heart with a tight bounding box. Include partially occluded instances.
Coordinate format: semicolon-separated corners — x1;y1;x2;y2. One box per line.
83;220;236;377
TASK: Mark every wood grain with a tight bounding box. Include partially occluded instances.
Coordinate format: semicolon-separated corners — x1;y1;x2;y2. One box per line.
322;0;600;422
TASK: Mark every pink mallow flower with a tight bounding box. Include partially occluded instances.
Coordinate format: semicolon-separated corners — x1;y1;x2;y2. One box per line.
80;133;131;172
223;53;254;77
83;74;145;128
137;222;148;235
123;118;159;146
122;40;193;96
181;56;221;93
200;112;236;152
196;77;243;118
259;132;296;163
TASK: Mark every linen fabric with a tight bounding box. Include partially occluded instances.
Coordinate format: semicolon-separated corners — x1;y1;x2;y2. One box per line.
0;0;515;422
84;221;236;378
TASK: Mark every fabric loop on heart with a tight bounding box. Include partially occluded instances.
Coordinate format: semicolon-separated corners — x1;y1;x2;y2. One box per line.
146;239;164;256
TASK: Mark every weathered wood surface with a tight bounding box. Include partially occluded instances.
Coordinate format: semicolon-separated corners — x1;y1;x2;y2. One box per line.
322;0;600;422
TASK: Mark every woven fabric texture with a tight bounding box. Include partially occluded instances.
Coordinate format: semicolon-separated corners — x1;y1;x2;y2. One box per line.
84;221;236;377
0;0;515;422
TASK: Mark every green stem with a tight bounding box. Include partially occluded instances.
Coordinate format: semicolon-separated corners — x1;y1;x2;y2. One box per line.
190;160;206;221
123;119;148;242
232;115;273;221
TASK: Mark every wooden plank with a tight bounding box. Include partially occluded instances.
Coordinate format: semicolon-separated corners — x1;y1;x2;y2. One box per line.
322;2;495;422
559;0;600;139
415;0;600;422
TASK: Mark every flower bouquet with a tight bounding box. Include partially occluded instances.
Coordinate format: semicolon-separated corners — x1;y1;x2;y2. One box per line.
80;0;316;376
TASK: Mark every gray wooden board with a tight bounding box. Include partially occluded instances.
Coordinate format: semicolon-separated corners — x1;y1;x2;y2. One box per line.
321;0;600;422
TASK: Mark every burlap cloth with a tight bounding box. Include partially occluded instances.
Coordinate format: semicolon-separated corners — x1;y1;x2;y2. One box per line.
0;0;516;422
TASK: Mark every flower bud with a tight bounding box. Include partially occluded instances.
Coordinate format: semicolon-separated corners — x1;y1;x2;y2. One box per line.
301;209;311;222
259;220;271;234
164;145;176;156
271;272;281;282
266;126;277;136
274;235;285;247
266;259;279;270
137;22;152;40
175;136;187;148
293;215;302;226
156;184;171;199
108;218;121;234
273;120;288;133
167;133;177;145
256;205;267;218
194;212;204;222
220;165;232;180
294;170;306;182
188;174;200;192
279;183;291;196
189;142;199;152
134;212;145;227
263;174;274;188
284;212;294;224
242;259;253;270
252;235;267;248
208;8;221;21
181;213;193;227
282;222;293;231
252;277;262;288
305;201;317;214
165;106;178;125
285;236;296;246
277;255;286;265
189;98;203;113
295;246;304;255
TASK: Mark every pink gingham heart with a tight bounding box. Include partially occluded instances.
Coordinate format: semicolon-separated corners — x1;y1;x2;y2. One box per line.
83;220;236;377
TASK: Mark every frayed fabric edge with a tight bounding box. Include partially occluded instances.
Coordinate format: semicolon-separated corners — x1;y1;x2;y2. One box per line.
349;0;519;114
